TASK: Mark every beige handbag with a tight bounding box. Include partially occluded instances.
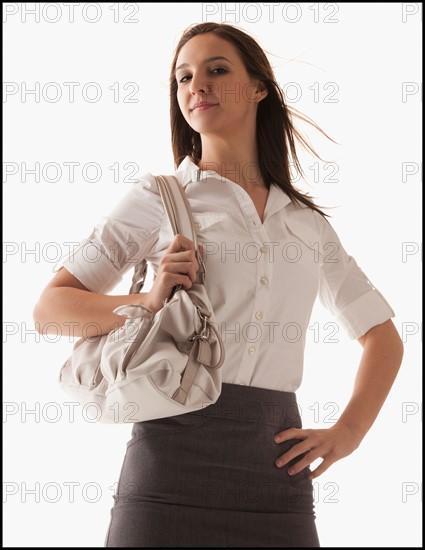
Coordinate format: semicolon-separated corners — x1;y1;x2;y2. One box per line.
58;175;225;423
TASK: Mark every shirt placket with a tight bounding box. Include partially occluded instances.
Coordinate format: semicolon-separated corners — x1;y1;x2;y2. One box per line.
230;188;272;386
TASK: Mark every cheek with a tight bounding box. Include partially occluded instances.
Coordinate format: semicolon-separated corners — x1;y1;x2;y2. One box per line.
220;80;256;109
176;89;184;111
176;92;193;127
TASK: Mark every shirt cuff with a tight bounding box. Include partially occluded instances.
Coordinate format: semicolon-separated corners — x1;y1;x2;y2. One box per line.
336;288;396;340
58;245;123;294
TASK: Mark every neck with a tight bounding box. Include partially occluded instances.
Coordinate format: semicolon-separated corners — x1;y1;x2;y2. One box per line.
197;135;266;190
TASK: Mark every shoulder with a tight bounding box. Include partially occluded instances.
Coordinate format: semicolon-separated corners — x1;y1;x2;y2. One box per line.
105;170;166;227
132;171;161;197
114;170;163;210
283;199;332;247
131;169;186;200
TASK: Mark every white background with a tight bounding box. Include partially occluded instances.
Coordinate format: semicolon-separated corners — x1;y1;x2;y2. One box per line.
3;2;422;547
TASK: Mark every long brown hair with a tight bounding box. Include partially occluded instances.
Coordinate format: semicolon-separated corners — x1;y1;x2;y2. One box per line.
169;22;334;219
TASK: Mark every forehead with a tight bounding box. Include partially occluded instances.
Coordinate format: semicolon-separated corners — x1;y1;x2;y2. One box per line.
176;33;240;65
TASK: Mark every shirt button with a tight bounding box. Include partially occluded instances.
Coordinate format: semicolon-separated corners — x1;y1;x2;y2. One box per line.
239;381;245;386
260;245;268;254
260;276;268;285
248;346;256;356
255;311;263;320
194;222;202;229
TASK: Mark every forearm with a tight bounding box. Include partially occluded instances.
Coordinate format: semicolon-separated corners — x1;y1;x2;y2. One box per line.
336;320;404;443
33;287;156;338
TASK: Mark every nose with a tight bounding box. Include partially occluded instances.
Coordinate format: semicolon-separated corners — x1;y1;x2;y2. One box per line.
189;73;214;96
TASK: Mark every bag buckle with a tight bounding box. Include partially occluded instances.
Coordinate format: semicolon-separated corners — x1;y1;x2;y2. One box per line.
189;308;210;342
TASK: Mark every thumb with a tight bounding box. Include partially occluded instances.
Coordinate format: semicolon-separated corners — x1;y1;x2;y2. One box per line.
169;234;188;252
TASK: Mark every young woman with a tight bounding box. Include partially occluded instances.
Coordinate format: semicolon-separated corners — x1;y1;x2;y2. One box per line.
34;22;403;547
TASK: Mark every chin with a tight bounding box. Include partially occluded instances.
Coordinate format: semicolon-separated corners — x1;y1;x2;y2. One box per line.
190;117;225;134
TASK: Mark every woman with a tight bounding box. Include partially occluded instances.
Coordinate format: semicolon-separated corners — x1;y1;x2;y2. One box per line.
33;22;403;547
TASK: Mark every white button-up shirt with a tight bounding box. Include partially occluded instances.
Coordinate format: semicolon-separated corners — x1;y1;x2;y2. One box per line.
57;155;395;392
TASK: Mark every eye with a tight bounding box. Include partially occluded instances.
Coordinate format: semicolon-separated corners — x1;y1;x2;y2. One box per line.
178;75;190;84
177;67;227;84
211;67;227;75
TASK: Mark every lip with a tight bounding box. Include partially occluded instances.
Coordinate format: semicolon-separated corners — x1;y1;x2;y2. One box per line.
191;102;218;112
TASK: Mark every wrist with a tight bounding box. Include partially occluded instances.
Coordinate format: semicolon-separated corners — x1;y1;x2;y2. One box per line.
132;292;158;314
332;419;366;449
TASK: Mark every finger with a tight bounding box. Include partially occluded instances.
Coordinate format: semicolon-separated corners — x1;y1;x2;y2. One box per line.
162;270;192;287
167;248;199;273
274;428;308;444
275;441;313;468
164;261;197;281
308;458;335;480
286;450;321;476
177;235;195;252
168;251;194;263
165;260;192;271
168;234;194;253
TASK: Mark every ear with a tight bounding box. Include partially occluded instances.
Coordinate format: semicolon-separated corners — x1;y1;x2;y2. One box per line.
255;81;268;102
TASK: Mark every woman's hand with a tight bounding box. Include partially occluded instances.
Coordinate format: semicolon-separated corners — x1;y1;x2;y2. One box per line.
273;422;364;480
145;234;202;314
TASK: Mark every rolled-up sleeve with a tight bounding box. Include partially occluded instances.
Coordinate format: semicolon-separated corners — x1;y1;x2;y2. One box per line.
53;172;164;294
318;217;395;339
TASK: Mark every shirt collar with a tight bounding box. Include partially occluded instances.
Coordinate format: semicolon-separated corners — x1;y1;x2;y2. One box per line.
174;155;198;187
175;155;293;213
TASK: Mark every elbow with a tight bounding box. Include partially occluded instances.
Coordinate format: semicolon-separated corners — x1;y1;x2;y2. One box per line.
390;334;404;377
389;331;404;366
395;333;404;364
360;319;404;364
33;291;53;334
386;319;404;363
32;300;45;334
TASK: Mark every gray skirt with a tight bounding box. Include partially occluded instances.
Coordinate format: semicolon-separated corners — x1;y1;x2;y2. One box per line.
104;383;320;547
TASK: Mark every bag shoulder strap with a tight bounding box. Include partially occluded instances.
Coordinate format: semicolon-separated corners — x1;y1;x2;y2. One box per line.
155;175;206;285
155;175;196;246
129;174;205;295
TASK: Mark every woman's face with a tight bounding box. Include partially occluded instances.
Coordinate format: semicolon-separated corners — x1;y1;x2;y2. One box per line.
175;33;265;140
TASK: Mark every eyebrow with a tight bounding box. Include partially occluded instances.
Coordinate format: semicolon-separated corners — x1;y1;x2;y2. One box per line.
175;56;233;72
